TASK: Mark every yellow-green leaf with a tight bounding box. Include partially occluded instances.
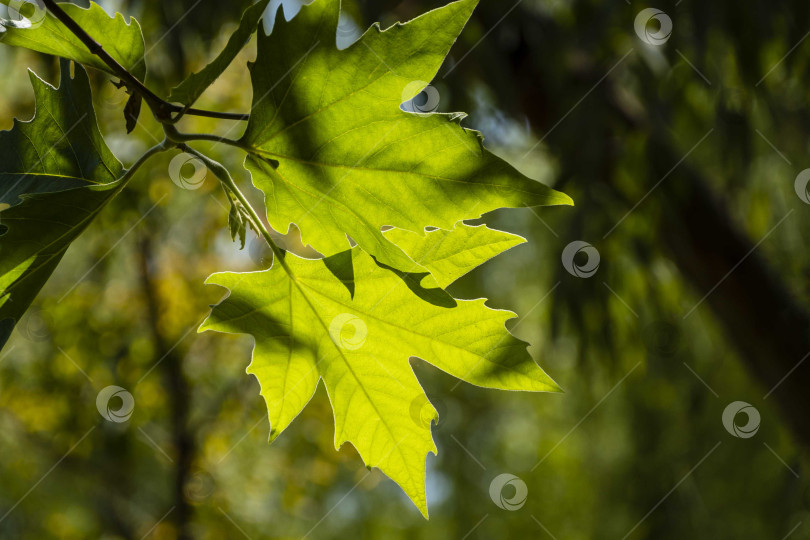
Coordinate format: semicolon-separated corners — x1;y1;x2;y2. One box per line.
384;223;525;289
200;248;559;516
0;1;147;80
240;0;571;274
168;0;272;106
0;60;124;347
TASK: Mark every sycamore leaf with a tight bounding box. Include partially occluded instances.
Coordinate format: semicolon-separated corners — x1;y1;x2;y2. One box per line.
168;0;271;107
0;60;124;348
200;248;559;516
239;0;572;275
384;223;525;289
0;1;147;80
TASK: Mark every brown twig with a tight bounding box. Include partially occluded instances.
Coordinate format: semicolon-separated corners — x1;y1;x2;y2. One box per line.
41;0;249;122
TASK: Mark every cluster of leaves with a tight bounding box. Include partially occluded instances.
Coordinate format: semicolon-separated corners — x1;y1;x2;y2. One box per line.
0;0;570;515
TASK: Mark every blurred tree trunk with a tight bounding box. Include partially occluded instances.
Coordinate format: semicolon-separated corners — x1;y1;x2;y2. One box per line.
652;142;810;445
137;236;194;540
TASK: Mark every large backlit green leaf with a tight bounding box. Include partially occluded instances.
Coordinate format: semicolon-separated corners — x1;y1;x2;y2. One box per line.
200;248;559;516
0;1;147;80
0;60;124;347
384;223;525;289
168;0;271;106
240;0;571;274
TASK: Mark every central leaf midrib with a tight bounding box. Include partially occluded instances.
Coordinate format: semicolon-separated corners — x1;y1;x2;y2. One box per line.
298;270;515;373
282;262;417;486
249;147;546;197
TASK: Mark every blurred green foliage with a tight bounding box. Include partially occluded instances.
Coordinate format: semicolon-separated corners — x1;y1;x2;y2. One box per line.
0;0;808;538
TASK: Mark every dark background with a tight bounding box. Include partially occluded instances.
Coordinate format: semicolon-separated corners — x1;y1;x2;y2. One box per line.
0;0;808;538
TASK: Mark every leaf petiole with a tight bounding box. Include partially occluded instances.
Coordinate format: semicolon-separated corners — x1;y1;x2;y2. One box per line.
177;145;289;272
119;139;172;185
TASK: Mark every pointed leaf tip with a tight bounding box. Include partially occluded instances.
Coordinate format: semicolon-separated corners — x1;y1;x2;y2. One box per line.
202;249;558;514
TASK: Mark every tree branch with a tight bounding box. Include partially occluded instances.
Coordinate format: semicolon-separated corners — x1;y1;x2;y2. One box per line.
41;0;165;113
119;139;171;183
41;0;249;123
163;124;247;148
178;144;289;269
174;109;249;122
